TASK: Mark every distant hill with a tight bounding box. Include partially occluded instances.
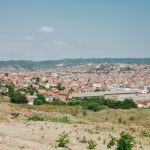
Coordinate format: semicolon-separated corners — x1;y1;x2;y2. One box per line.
0;58;150;71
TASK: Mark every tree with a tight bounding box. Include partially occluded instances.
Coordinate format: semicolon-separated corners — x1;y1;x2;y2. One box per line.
27;86;36;95
55;83;65;91
34;99;43;105
122;99;137;109
6;84;15;97
33;94;45;105
36;94;45;103
11;92;28;104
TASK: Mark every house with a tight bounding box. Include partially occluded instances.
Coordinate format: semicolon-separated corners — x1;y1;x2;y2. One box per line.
26;94;37;105
37;89;48;95
48;88;59;99
137;100;150;108
58;90;69;101
0;87;8;95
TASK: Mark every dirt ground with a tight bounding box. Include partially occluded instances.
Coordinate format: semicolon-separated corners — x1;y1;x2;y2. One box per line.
0;102;150;150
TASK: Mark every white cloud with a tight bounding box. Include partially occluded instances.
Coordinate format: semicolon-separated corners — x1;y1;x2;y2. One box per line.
39;26;55;33
54;41;68;46
24;36;35;41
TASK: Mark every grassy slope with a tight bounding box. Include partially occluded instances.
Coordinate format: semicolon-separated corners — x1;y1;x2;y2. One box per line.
0;97;150;149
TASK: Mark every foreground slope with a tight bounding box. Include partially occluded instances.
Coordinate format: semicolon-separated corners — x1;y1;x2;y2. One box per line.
0;98;150;150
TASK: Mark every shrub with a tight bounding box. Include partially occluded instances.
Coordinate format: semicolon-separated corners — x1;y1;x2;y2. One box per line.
49;116;71;123
129;116;136;121
117;132;135;150
122;99;137;109
140;130;150;138
27;115;45;121
68;100;82;106
118;117;123;124
82;110;87;116
57;132;69;147
50;99;66;106
87;140;97;149
36;94;46;103
11;113;20;119
85;102;100;112
107;136;117;148
34;99;43;105
11;92;28;104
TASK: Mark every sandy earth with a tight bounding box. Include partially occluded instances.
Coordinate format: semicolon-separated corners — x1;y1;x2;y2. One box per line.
0;121;149;150
0;103;150;150
0;121;109;150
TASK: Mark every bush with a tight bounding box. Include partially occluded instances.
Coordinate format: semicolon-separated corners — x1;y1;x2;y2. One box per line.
36;94;45;103
107;136;117;148
122;99;137;109
49;116;71;123
57;132;69;147
140;130;150;138
34;99;43;105
129;116;136;121
50;99;66;106
28;115;45;121
11;113;20;119
117;132;135;150
43;96;137;111
85;102;101;112
11;92;28;104
87;140;97;149
68;100;82;106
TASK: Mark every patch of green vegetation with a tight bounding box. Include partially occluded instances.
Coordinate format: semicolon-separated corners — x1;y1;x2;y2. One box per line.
56;132;69;148
48;97;137;112
107;136;117;148
87;140;97;149
27;115;46;121
26;105;34;109
107;132;135;150
117;132;135;150
11;113;20;119
48;116;71;124
140;130;150;138
84;128;94;134
129;116;136;121
27;115;71;123
34;94;46;105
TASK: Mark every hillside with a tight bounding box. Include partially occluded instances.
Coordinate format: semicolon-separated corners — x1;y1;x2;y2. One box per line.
0;58;150;71
0;97;150;150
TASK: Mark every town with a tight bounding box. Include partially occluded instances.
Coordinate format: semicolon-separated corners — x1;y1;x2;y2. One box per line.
0;63;150;108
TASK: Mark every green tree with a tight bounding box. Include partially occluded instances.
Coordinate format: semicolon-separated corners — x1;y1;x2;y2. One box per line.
34;99;43;105
33;94;45;105
11;92;28;104
122;99;137;109
36;94;45;103
6;84;15;97
27;86;36;95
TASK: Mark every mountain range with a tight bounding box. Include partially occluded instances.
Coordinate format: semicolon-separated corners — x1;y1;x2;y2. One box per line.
0;58;150;71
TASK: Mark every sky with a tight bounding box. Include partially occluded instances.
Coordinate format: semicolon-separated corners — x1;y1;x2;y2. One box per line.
0;0;150;60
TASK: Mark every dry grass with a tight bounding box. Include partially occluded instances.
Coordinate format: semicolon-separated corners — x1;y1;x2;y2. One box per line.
83;109;150;128
0;100;150;149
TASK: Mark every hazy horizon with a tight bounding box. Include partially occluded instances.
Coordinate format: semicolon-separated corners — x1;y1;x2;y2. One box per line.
0;57;150;62
0;0;150;60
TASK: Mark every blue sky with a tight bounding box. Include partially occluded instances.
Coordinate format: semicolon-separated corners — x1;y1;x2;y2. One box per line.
0;0;150;60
